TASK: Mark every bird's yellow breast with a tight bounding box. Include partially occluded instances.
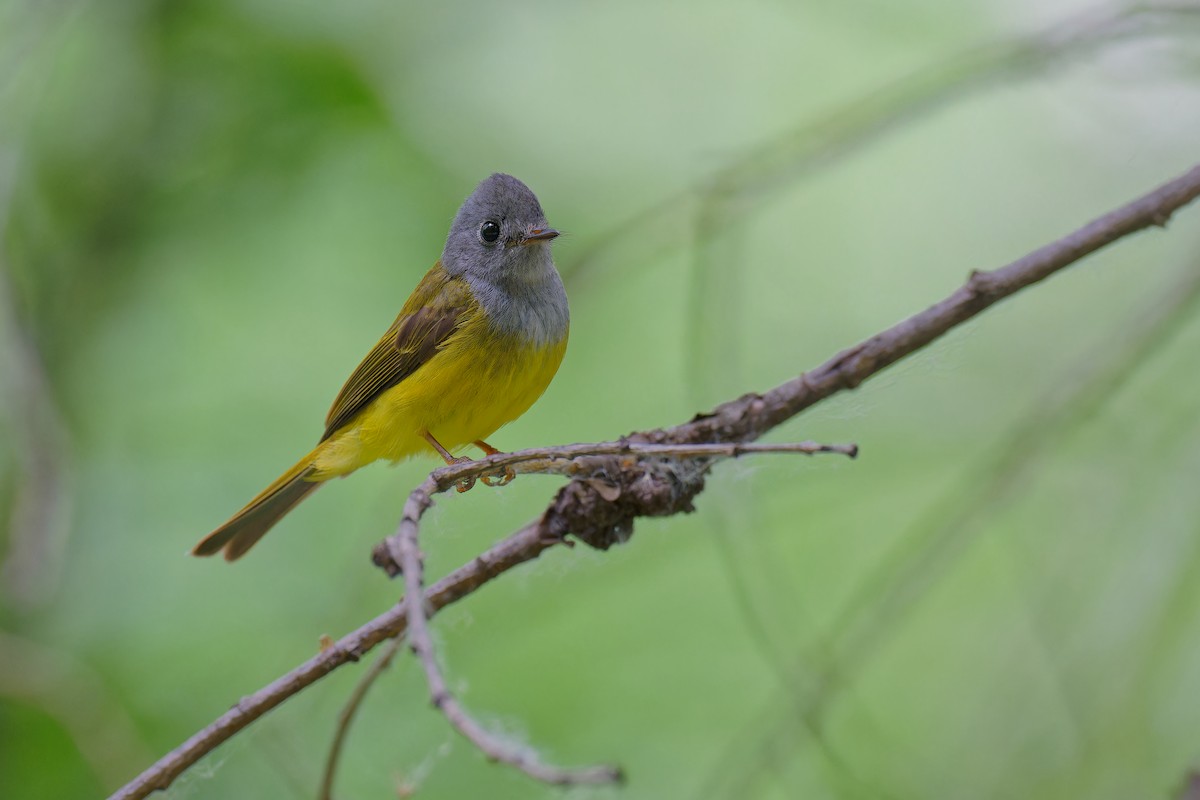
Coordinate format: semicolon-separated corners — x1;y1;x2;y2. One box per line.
312;312;567;478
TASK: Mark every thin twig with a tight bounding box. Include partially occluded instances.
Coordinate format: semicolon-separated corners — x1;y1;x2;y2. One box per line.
429;439;858;490
110;521;560;800
654;162;1200;450
394;482;625;785
109;161;1200;800
318;636;405;800
384;441;857;785
316;443;825;796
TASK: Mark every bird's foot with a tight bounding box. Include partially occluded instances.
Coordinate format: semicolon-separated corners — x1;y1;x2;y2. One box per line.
473;439;515;488
447;456;477;493
424;431;479;492
480;466;516;487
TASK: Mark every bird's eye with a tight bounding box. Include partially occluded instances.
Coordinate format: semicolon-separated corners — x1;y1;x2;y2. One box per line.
479;220;501;244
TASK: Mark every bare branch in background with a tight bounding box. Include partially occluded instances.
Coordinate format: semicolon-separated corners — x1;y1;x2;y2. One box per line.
562;0;1200;286
0;1;93;609
318;637;405;800
0;155;75;610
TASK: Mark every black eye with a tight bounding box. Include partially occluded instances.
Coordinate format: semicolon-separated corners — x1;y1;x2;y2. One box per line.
479;220;500;244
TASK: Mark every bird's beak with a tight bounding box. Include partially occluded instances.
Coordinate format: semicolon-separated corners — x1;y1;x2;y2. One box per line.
520;228;560;245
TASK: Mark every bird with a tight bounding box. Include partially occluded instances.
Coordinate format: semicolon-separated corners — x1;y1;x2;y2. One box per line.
192;173;568;561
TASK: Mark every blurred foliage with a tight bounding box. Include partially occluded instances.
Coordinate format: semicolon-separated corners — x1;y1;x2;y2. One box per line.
3;0;1200;798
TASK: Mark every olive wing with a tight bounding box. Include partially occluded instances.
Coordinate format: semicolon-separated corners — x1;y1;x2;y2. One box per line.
321;264;473;441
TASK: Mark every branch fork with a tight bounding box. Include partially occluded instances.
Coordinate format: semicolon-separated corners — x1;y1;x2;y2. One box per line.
380;439;855;785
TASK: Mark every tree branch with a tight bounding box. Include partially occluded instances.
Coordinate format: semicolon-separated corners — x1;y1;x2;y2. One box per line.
318;636;404;800
110;163;1200;800
386;442;855;785
656;163;1200;450
698;246;1200;799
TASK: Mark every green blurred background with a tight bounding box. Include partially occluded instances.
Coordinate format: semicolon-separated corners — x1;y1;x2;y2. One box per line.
3;1;1200;798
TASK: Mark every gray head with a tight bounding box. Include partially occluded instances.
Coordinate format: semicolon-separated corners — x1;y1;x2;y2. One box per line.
441;174;560;285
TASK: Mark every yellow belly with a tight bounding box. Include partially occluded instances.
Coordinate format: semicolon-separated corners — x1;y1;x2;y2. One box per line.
312;319;567;478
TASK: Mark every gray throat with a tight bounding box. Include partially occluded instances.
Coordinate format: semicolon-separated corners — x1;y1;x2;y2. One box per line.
466;268;569;347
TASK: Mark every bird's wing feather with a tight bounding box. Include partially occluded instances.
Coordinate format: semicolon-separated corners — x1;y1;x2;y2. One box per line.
321;263;473;441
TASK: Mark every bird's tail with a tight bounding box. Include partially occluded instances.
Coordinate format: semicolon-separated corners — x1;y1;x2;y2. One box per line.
192;450;322;561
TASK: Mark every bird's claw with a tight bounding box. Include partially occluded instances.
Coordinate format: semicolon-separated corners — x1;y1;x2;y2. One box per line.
448;456;476;493
480;466;516;488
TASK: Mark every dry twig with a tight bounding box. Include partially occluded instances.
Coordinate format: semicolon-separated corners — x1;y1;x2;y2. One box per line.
698;249;1200;799
384;441;855;785
318;637;405;800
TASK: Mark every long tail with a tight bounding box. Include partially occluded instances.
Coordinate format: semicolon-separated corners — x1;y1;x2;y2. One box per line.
192;452;322;561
